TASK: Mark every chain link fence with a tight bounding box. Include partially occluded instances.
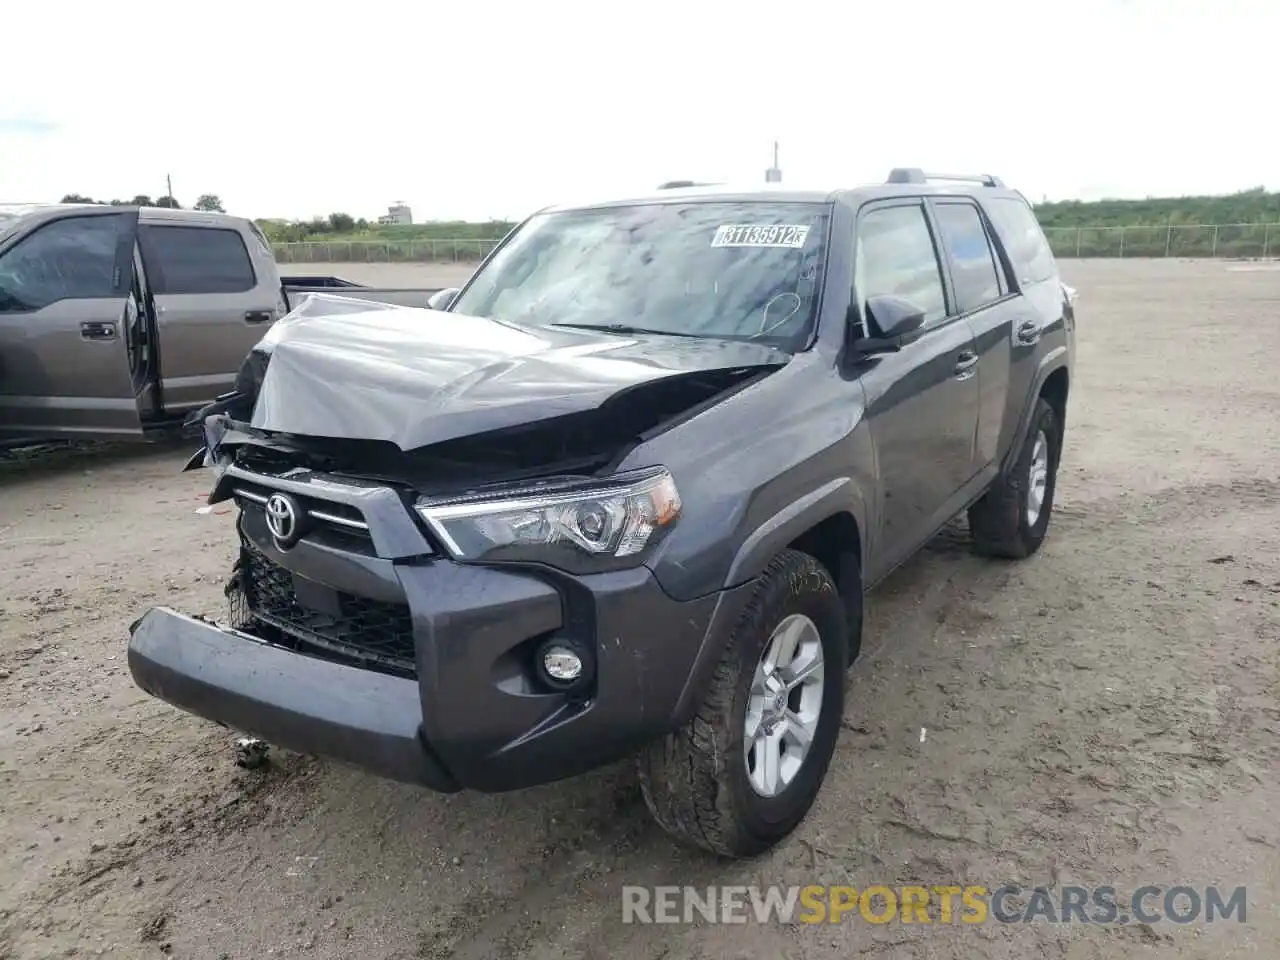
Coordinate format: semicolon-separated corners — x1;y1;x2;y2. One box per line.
272;239;502;264
1042;224;1280;259
273;224;1280;264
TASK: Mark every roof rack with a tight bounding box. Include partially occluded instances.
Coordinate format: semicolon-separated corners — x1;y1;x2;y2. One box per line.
886;168;1005;188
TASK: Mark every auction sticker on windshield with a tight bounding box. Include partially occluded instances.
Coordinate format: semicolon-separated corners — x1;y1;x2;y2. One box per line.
711;224;811;248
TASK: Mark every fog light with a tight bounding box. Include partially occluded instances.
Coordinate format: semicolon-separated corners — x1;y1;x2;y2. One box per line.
542;644;584;683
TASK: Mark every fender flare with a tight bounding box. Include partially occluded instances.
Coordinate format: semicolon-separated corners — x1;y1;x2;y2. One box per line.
668;477;868;722
724;477;868;587
1002;347;1069;475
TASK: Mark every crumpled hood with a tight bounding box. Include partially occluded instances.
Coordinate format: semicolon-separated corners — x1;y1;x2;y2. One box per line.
249;299;790;451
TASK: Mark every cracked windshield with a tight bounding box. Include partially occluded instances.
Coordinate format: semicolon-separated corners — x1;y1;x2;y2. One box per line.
452;201;828;348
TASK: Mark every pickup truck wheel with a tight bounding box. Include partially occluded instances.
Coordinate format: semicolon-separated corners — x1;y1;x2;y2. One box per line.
637;549;847;858
968;396;1061;559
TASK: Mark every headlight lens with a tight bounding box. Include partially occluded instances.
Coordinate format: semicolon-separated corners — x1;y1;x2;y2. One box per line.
415;467;681;573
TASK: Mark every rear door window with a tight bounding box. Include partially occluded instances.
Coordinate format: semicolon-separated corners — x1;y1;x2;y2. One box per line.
984;197;1056;286
932;200;1003;313
854;203;948;327
0;214;128;312
139;225;256;294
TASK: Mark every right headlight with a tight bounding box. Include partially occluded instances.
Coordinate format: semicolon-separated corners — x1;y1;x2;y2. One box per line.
414;466;681;574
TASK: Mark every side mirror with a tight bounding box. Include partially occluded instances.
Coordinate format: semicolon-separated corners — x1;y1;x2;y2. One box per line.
852;294;927;354
427;287;460;311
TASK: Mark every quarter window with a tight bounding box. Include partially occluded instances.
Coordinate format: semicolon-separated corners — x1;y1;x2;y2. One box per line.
985;196;1056;285
0;214;127;313
139;225;256;294
854;204;947;329
933;201;1002;313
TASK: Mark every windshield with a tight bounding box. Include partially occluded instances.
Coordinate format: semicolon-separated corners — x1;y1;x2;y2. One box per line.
451;201;830;351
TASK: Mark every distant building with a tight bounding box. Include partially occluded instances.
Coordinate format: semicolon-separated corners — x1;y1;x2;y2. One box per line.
377;202;413;226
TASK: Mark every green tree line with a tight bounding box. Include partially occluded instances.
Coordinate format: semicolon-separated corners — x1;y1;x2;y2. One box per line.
1034;186;1280;228
61;193;226;212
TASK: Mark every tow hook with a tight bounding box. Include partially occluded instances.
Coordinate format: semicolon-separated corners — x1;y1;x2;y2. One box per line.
234;737;270;770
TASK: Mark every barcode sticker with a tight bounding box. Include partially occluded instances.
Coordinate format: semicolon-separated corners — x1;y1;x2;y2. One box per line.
711;224;810;248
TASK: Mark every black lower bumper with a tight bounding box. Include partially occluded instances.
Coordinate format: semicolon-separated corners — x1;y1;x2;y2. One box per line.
129;540;756;793
127;607;460;791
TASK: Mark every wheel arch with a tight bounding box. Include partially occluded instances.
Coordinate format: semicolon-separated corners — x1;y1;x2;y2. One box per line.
670;484;866;722
1003;349;1070;474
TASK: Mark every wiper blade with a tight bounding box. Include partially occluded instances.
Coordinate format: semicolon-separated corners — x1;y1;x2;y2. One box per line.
550;322;710;339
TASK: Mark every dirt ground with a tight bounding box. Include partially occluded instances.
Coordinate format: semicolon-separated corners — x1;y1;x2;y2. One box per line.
2;259;1278;959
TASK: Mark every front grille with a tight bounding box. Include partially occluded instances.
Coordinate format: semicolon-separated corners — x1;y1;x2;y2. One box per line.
232;482;372;548
232;545;417;678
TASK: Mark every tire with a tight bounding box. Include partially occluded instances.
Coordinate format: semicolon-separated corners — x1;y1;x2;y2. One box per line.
968;396;1061;559
637;548;848;858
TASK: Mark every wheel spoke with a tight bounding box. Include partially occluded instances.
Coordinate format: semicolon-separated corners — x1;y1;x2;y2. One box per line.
783;710;817;751
781;655;823;691
764;615;804;674
756;731;782;795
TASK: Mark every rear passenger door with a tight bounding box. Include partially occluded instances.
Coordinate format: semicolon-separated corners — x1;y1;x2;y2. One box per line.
139;222;275;415
853;200;982;573
928;198;1019;472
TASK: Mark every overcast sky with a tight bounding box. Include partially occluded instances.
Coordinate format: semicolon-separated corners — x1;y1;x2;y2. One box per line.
0;0;1272;223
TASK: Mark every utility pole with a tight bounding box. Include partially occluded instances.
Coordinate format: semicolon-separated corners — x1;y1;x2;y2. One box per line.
166;174;173;202
765;141;782;183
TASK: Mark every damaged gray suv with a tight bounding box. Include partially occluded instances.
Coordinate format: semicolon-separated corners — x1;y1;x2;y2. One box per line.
128;171;1076;858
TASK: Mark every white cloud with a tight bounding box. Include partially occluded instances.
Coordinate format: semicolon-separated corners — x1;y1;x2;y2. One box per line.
0;0;1273;220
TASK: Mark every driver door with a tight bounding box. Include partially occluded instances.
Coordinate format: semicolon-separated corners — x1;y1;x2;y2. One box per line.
0;208;146;441
853;200;982;578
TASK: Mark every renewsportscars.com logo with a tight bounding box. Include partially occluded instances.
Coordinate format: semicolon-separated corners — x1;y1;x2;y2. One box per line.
622;884;1248;926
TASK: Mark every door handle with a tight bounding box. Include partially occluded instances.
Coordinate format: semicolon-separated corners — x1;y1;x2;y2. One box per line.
80;320;117;341
244;310;272;324
1016;320;1042;345
953;351;978;378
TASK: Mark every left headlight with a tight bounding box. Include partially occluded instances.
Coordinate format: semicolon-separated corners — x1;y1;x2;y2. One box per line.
414;466;681;574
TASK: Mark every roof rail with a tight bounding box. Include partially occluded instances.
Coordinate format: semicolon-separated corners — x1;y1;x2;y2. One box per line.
657;180;721;189
886;168;1005;188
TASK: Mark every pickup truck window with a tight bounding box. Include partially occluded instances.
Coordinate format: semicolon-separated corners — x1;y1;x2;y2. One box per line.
933;201;1003;313
985;196;1056;286
0;214;124;313
450;201;829;351
138;225;256;295
853;204;947;328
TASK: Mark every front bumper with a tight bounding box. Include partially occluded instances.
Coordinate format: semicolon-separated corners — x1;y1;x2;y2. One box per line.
128;607;460;790
128;522;754;792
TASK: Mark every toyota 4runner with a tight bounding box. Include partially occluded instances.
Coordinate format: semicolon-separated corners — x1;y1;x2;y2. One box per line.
127;169;1076;858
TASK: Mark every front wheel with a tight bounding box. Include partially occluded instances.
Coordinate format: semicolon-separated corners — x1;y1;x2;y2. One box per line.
968;396;1062;558
637;549;848;858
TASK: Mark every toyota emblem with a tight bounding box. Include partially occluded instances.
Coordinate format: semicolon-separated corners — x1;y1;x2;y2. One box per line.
264;492;303;548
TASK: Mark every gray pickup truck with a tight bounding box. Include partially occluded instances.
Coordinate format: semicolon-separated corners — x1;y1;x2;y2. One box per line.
0;204;447;446
0;204;288;444
128;171;1075;858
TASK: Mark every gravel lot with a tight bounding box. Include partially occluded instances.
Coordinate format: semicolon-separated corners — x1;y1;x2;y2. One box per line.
2;259;1278;959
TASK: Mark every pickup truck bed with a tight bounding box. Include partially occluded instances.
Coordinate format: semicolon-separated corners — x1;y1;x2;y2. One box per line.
280;276;443;311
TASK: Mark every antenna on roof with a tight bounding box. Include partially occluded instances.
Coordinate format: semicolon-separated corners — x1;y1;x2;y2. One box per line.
765;141;782;183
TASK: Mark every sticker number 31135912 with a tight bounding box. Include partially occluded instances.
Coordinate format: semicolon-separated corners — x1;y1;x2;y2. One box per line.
711;224;811;248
